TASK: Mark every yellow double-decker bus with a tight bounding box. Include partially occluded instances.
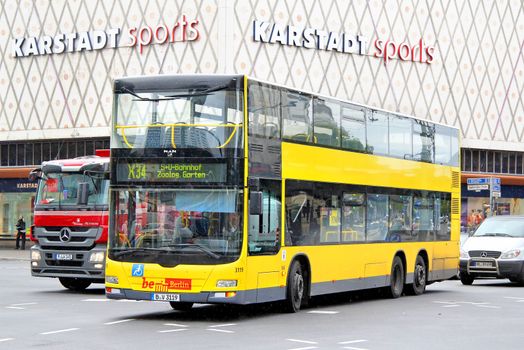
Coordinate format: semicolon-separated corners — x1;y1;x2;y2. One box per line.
105;74;460;312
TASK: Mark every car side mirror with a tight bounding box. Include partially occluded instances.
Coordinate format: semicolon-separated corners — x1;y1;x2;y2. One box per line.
249;191;263;215
77;182;89;205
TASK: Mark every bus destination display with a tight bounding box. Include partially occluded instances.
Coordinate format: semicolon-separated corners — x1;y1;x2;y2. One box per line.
116;162;227;183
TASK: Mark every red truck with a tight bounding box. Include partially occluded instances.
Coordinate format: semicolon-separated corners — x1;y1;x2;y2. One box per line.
29;150;110;291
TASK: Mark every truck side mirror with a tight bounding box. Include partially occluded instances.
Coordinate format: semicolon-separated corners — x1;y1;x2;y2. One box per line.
77;182;90;205
249;191;263;215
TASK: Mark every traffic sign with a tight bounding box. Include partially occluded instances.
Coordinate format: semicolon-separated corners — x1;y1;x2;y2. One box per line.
492;191;501;198
467;178;489;185
467;184;489;191
491;178;501;185
492;184;501;192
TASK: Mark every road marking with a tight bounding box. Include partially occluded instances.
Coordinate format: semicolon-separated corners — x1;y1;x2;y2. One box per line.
286;339;318;344
164;323;189;328
476;305;501;309
208;323;236;328
82;298;109;302
40;328;79;335
0;338;14;342
11;302;37;307
287;347;317;350
442;304;460;308
342;347;368;350
307;310;339;314
339;340;368;345
206;328;234;333
5;306;25;310
158;329;188;333
104;319;135;325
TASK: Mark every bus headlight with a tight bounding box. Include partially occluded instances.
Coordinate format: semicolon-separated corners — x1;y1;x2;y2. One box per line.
216;280;237;288
500;249;521;259
89;251;105;263
31;250;41;261
460;250;469;259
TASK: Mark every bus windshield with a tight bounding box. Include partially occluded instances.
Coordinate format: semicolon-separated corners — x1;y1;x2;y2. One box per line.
112;87;244;150
109;188;243;265
36;173;109;209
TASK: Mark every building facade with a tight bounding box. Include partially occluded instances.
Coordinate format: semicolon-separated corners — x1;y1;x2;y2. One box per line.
1;0;523;236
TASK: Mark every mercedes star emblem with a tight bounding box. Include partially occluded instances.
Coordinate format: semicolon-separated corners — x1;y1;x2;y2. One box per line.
59;228;72;242
480;251;488;258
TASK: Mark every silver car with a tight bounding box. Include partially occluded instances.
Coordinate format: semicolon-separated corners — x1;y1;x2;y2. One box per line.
459;216;524;285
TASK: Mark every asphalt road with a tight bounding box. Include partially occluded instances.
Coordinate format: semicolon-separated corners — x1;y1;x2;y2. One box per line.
1;258;523;350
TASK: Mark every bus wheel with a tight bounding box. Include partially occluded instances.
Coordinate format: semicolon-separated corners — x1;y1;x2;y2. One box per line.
460;272;474;285
59;277;91;291
386;256;404;298
284;260;305;313
405;255;426;295
169;302;194;311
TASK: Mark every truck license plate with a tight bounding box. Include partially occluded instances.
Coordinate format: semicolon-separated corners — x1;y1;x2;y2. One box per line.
152;293;180;302
54;253;73;260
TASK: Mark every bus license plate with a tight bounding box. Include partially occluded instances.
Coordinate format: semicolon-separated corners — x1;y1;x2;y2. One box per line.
473;261;493;267
152;293;180;302
54;253;73;260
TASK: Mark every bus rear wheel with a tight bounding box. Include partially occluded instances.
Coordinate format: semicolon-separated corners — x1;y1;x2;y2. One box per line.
169;302;194;311
405;255;426;295
386;256;404;298
59;277;91;291
284;260;306;313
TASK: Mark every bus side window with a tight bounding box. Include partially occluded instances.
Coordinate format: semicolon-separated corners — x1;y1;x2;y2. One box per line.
248;180;281;255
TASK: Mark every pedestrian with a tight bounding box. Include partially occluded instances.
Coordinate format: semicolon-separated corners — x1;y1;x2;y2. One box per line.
15;216;26;250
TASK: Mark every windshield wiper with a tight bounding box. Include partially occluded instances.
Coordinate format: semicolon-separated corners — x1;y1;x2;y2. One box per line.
111;247;165;258
123;84;229;102
168;243;220;259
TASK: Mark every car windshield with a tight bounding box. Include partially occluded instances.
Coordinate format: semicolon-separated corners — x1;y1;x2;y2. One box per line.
109;188;243;265
472;217;524;238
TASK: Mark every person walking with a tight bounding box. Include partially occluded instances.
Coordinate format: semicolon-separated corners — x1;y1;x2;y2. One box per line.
15;216;26;250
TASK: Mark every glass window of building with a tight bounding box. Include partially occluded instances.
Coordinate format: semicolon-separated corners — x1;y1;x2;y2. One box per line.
341;103;366;152
413;120;435;163
313;98;340;147
389;115;413;159
248;82;281;139
282;90;312;142
341;192;366;242
367;111;388;156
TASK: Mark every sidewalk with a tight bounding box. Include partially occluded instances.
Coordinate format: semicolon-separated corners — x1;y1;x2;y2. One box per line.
0;239;32;261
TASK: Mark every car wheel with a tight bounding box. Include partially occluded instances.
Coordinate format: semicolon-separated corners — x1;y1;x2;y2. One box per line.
386;256;405;298
460;272;474;285
405;255;426;295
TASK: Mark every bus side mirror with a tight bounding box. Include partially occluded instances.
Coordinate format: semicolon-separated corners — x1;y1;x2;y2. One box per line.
28;169;42;181
77;182;89;205
249;191;263;215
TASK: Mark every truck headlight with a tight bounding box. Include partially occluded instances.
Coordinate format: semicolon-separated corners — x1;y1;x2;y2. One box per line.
216;280;237;288
31;250;41;261
89;251;105;263
500;249;521;259
460;250;469;259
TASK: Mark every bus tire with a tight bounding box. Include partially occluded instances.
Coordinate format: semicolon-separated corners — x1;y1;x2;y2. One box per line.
169;302;194;311
460;272;474;285
386;256;404;298
59;277;91;291
405;255;426;295
284;260;306;313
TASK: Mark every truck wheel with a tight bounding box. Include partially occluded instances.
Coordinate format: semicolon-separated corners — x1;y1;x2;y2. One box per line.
386;256;404;298
169;302;193;311
459;272;474;285
59;277;91;291
405;255;426;295
284;260;306;313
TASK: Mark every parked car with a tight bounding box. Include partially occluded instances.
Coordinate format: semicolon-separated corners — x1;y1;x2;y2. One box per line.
459;216;524;285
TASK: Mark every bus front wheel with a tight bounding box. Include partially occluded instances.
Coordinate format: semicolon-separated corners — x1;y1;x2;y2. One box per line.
284;260;306;313
386;256;404;298
59;277;91;291
405;255;426;295
169;302;194;311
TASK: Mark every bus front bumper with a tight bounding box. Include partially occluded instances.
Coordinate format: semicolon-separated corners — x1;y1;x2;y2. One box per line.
105;287;250;305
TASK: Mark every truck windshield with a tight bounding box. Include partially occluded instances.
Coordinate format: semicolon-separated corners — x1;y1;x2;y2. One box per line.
109;188;243;265
112;88;243;150
36;173;109;209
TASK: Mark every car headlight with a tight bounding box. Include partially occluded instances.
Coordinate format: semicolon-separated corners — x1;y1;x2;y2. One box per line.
31;250;41;261
216;280;237;288
500;249;521;259
460;250;469;259
89;251;105;263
